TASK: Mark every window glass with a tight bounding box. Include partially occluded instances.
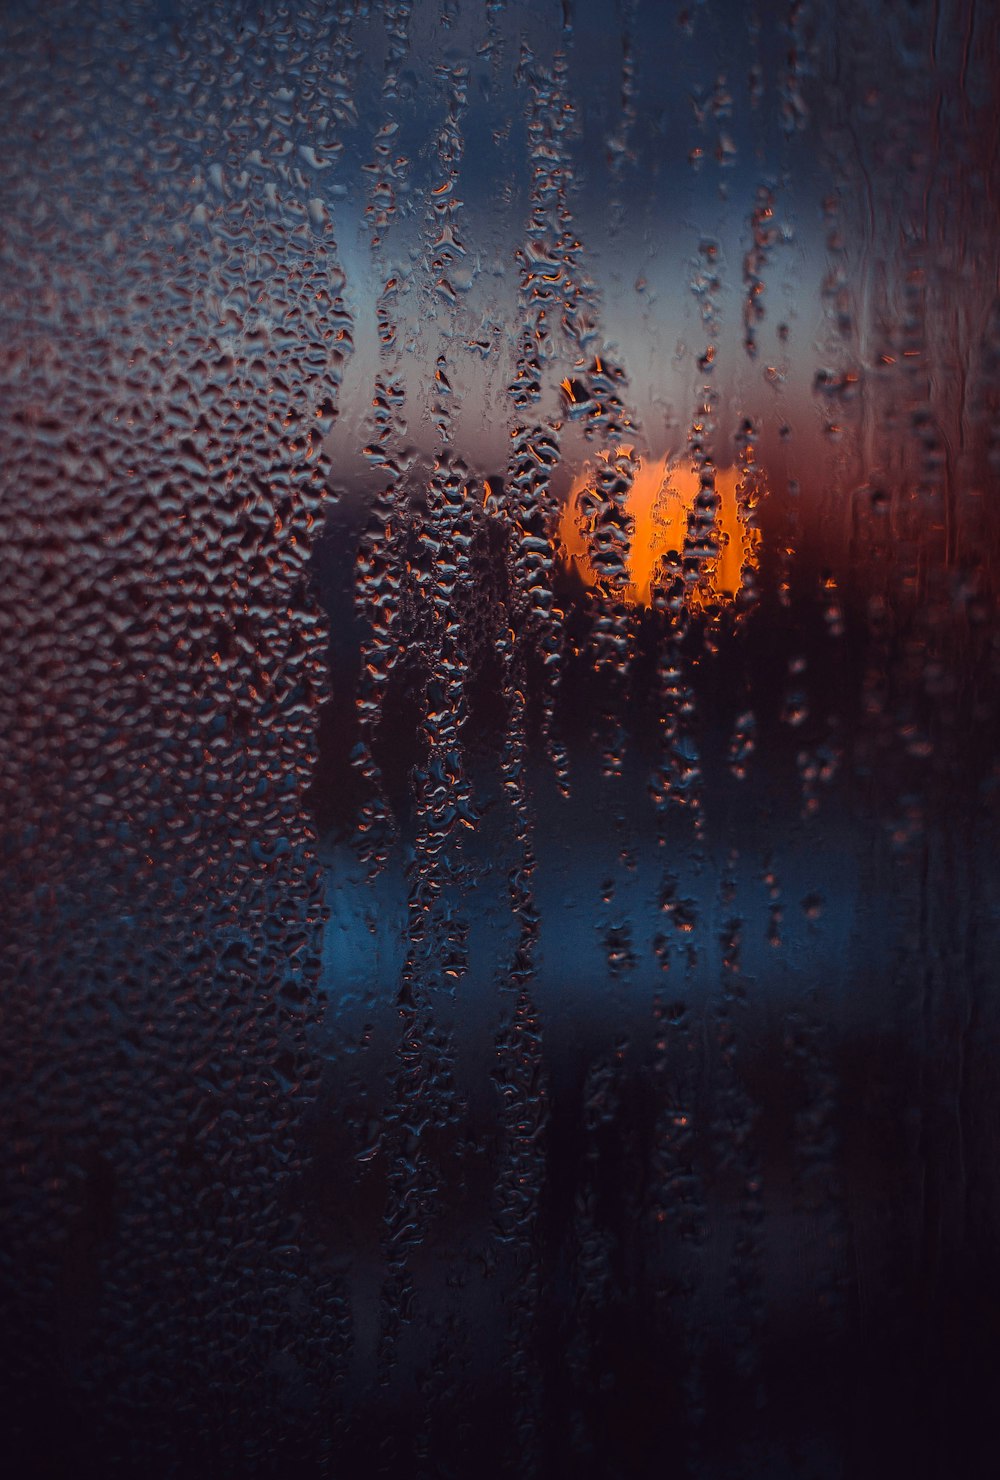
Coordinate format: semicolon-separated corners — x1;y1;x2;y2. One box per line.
3;2;999;1475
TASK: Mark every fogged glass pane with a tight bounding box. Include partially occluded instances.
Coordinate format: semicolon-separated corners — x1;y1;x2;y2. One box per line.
3;1;999;1476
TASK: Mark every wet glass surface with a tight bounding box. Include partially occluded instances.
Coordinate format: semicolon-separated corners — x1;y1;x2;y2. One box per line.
2;2;1000;1476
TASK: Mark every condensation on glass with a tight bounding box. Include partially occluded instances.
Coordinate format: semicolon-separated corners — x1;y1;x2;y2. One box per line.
2;2;999;1476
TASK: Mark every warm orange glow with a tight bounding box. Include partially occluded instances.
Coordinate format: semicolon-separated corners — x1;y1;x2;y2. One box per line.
558;451;758;608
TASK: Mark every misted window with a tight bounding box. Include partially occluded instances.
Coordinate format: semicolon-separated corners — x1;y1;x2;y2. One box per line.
3;2;999;1477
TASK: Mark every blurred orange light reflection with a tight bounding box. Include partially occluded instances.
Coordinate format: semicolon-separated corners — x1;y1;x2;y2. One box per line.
558;451;757;608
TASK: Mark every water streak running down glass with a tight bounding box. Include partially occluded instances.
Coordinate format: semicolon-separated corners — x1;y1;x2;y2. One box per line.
2;2;999;1477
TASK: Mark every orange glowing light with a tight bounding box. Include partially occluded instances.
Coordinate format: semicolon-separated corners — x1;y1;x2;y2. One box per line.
558;451;759;608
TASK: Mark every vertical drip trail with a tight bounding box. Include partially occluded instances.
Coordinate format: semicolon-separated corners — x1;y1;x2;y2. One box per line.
485;36;624;1466
644;992;711;1477
605;0;638;211
481;54;580;1467
512;44;643;783
365;47;481;1419
742;186;779;363
647;337;721;839
502;45;578;790
491;669;549;1478
352;5;417;874
710;856;767;1420
353;364;408;868
560;1039;631;1458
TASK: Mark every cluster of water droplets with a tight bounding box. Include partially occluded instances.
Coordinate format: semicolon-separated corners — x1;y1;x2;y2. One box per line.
4;2;1000;1477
